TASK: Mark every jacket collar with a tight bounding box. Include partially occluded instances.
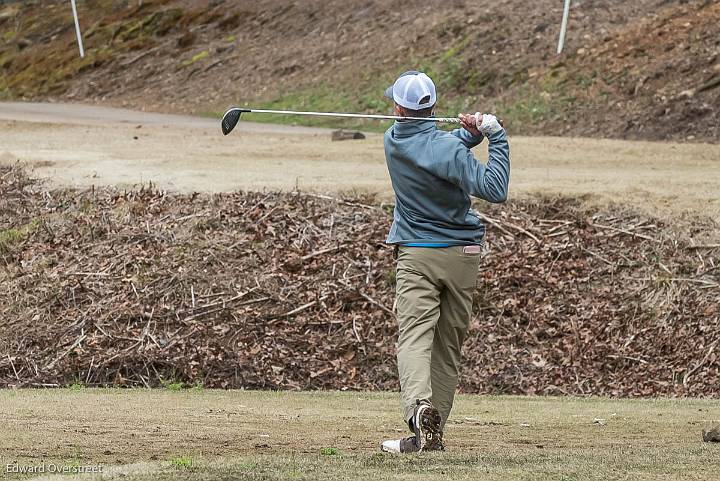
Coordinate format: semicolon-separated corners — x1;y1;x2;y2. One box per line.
392;120;436;138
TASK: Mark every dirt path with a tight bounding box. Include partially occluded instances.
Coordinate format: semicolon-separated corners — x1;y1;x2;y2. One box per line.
1;102;718;219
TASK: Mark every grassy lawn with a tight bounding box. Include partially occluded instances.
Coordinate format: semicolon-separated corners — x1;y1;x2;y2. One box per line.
0;390;718;480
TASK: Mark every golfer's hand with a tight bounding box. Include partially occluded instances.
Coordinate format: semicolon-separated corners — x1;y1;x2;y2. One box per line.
459;113;482;137
474;112;504;135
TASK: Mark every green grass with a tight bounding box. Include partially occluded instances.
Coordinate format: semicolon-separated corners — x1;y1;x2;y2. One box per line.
169;455;195;470
0;219;39;255
183;50;209;66
0;228;25;255
201;56;484;134
197;44;579;136
0;390;718;481
220;82;397;133
494;69;579;131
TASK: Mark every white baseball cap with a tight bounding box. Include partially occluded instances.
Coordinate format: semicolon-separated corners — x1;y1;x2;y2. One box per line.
384;70;437;110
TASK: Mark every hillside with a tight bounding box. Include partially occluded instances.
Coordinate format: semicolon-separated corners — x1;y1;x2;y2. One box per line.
0;0;718;142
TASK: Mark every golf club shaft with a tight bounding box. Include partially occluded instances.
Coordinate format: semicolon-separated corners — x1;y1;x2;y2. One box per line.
239;108;460;123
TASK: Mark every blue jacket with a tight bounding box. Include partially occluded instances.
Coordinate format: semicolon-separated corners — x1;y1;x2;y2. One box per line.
383;121;510;245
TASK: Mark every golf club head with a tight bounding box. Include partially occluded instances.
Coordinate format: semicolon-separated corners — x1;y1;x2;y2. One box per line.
221;108;248;135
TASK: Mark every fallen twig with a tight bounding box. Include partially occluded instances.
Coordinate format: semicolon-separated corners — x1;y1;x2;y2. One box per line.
301;245;346;261
359;291;394;315
590;223;660;243
46;335;87;370
687;244;720;250
7;354;20;383
479;214;541;244
683;340;719;386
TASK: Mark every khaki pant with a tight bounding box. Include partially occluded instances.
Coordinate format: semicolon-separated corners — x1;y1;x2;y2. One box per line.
395;245;481;428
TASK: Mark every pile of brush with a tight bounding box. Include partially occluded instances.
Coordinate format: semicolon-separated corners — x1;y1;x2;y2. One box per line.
1;164;717;396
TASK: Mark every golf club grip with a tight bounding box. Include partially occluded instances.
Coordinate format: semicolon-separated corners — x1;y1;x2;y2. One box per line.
444;116;505;127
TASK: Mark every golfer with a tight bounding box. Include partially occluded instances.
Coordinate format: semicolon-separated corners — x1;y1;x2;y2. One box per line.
380;71;510;453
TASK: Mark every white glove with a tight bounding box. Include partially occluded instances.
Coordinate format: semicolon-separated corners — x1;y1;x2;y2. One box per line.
475;112;503;136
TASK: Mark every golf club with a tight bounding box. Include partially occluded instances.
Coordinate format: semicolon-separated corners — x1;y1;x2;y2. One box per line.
220;107;463;135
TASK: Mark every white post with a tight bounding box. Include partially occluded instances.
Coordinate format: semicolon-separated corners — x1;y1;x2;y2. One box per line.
70;0;85;58
557;0;571;54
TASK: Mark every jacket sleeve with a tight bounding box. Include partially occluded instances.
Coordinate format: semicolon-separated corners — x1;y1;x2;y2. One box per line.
440;129;510;203
450;127;485;149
